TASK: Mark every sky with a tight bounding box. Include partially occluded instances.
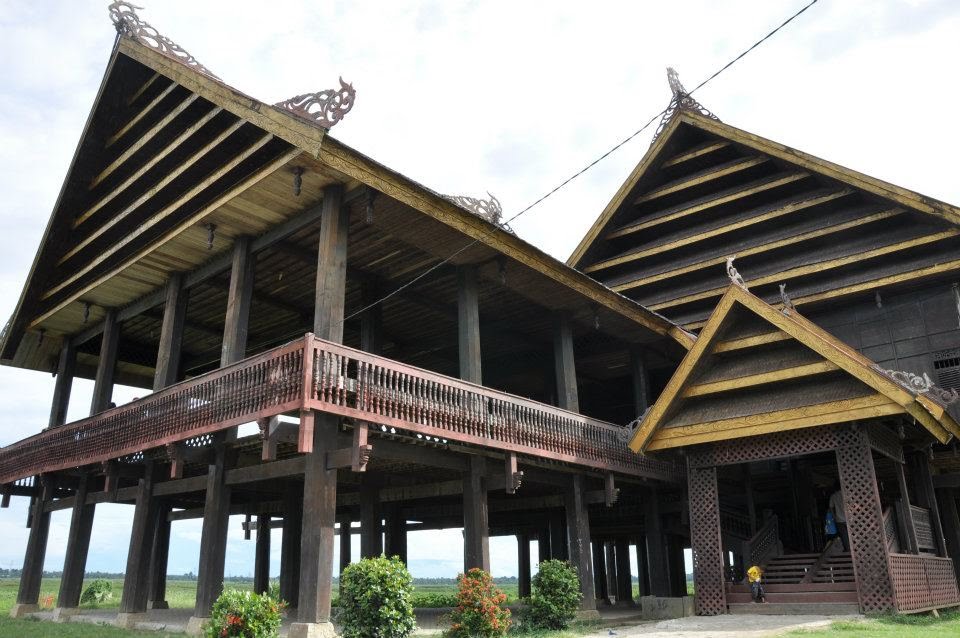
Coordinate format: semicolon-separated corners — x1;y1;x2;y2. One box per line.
1;0;960;580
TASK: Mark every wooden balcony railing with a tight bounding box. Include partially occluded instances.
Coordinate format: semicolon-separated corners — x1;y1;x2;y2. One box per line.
0;334;682;485
911;505;936;553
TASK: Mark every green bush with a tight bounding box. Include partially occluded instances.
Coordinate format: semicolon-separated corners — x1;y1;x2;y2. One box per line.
410;592;459;608
204;589;286;638
338;555;416;638
79;578;113;606
527;560;582;630
447;568;511;638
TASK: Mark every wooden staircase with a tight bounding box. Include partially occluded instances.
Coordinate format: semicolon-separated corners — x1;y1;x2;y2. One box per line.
726;544;859;614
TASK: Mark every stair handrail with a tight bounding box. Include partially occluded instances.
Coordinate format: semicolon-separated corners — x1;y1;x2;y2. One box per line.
743;513;781;569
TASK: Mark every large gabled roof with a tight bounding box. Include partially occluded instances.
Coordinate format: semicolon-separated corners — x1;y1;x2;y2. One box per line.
628;282;960;453
1;11;693;377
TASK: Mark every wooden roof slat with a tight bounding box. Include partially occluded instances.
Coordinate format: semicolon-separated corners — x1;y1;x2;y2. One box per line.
660;141;731;168
607;171;809;240
126;72;161;106
682;361;840;397
712;330;791;353
106;80;178;148
633;156;768;205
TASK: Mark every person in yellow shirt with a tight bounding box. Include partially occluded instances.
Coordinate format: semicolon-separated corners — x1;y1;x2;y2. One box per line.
747;565;766;603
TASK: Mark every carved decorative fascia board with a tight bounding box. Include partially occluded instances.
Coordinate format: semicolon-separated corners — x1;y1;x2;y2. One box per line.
274;78;357;130
651;67;720;145
443;192;514;233
879;368;959;405
108;2;219;80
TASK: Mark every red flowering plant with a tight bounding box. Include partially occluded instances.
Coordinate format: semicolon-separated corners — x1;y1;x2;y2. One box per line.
447;568;511;638
204;589;286;638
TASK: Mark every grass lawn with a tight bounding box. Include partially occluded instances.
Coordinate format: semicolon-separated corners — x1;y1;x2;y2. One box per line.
786;609;960;637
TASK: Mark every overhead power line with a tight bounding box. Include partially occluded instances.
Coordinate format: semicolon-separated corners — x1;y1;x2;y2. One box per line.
344;0;821;324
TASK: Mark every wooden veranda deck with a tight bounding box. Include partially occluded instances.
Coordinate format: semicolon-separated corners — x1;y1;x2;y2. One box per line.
0;333;681;487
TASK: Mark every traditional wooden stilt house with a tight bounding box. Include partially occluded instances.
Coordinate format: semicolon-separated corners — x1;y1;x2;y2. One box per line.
0;4;692;634
572;73;960;614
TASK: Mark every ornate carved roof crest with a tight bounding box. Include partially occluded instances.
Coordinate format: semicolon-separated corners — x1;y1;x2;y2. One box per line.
108;2;219;80
726;256;747;289
880;368;959;405
443;192;514;233
274;78;357;130
779;283;795;314
651;67;720;145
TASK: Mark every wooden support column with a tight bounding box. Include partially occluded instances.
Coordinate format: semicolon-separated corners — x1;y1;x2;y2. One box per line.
90;309;119;414
339;520;352;575
668;535;687;597
630;347;650;416
148;506;171;609
463;455;490;571
221;236;254;366
615;538;634;606
280;487;302;607
118;467;160;623
565;474;596;612
293;183;347;636
894;459;919;553
645;488;671;597
936;488;960;583
153;272;187;391
743;465;757;536
11;479;52;618
457;265;482;384
56;475;96;612
254;514;271;594
553;314;579;412
550;511;568;561
385;508;407;564
360;480;382;558
360;282;383;355
635;538;649;597
48;341;76;428
191;445;231;620
517;533;531;598
603;541;617;604
913;451;948;556
538;527;551;564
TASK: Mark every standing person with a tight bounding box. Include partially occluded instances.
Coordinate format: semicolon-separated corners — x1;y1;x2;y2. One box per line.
829;485;849;552
747;565;765;603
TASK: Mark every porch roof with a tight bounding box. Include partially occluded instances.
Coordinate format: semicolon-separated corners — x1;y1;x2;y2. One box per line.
629;282;960;452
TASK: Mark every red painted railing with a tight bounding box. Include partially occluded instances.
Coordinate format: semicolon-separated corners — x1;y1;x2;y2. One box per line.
0;334;681;485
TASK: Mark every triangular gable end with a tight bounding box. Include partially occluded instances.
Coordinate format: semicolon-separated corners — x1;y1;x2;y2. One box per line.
628;283;960;453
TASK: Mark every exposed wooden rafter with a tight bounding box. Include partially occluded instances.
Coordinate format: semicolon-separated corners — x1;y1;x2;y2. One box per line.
106;81;178;148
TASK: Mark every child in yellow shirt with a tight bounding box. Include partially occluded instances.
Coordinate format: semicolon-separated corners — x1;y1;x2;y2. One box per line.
747;565;766;603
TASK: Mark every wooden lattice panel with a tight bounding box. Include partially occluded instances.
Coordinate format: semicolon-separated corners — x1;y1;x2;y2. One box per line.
889;554;960;612
926;557;960;609
688;424;860;468
867;424;904;463
688;463;725;615
836;435;896;614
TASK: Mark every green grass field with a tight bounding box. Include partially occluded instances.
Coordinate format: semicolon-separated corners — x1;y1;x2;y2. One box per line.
786;609;960;637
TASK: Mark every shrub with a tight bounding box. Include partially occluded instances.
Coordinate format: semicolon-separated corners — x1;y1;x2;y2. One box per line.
527;560;581;630
410;592;459;608
80;578;114;606
338;555;416;638
447;568;511;638
204;589;286;638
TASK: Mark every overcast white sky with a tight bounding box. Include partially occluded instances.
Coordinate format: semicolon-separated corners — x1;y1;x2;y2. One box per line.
1;0;959;580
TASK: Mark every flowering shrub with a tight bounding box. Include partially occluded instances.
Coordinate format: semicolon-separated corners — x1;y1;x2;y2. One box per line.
527;560;581;629
447;568;511;638
80;578;113;606
204;589;286;638
338;555;416;638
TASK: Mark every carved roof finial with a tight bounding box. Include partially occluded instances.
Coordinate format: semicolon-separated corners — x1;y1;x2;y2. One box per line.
726;256;747;289
274;78;357;130
651;66;720;145
779;283;795;314
443;192;514;234
108;1;219;79
880;368;959;405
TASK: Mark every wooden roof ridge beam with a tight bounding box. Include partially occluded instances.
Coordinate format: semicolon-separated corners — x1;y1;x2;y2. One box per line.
633;156;768;205
681;360;840;398
31;144;302;328
660;141;731;168
586;188;855;273
607;171;809;240
89;92;202;191
105;80;179;148
78;106;225;226
611;208;904;292
648;223;957;312
59;119;249;264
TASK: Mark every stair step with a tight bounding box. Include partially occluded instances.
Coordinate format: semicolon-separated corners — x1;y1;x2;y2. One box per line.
728;582;857;593
726;591;859;604
729;602;860;615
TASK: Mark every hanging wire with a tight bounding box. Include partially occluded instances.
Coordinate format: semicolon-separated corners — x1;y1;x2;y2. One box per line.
343;0;821;323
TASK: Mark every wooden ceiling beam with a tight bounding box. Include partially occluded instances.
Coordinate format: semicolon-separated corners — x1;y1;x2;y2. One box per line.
126;72;161;106
659;141;730;168
587;188;854;273
78;106;225;226
647;226;958;312
611;208;903;293
633;157;767;205
106;81;178;148
681;361;840;398
60;119;248;263
712;330;791;353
